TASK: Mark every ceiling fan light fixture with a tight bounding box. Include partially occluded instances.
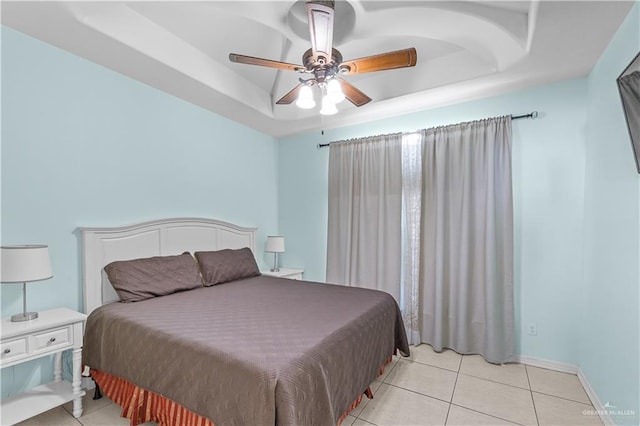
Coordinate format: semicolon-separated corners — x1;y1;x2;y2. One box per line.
320;95;338;115
230;0;416;113
296;85;316;109
326;79;345;103
306;2;334;61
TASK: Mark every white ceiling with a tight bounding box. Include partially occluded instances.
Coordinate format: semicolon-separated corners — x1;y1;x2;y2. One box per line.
2;1;635;137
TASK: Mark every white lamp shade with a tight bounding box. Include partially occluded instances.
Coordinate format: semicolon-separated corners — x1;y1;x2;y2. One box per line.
327;79;345;104
1;245;53;283
265;236;285;253
320;95;338;115
296;85;316;109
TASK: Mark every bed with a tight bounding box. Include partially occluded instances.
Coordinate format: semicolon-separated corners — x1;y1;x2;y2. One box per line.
79;218;409;426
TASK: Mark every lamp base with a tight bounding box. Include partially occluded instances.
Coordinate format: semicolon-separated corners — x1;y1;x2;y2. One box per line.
11;312;38;322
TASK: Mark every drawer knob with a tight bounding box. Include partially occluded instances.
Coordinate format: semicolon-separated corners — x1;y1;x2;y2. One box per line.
3;348;10;354
48;337;56;343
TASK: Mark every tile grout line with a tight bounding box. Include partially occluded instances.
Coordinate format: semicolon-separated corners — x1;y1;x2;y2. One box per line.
530;389;595;406
413;353;531;391
408;351;462;373
448;402;527;426
380;381;456;407
354;358;401;423
523;362;598;403
456;371;531;391
380;370;533;425
453;361;534;426
525;365;541;426
381;353;544;424
358;352;463;425
443;360;463;425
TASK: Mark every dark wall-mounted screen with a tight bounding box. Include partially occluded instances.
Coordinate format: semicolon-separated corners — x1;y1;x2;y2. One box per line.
618;52;640;174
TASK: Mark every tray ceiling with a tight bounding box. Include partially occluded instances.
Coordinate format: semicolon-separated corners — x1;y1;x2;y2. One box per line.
1;1;635;137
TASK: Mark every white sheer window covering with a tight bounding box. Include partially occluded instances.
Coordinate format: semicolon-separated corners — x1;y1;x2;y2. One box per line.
401;132;422;345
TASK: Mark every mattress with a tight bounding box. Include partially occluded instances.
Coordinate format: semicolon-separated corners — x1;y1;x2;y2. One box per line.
83;275;409;425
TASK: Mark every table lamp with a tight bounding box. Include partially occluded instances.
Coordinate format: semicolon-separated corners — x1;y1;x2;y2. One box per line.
265;236;285;272
1;245;53;322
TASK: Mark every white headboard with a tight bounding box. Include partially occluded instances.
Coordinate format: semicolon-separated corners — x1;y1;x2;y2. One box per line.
79;217;257;315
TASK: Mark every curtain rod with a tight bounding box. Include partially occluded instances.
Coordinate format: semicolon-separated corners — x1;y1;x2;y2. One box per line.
316;111;539;149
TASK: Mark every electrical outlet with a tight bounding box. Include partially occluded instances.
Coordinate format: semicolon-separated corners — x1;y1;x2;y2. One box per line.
527;322;537;336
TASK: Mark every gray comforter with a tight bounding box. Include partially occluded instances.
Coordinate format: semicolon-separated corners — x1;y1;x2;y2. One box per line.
83;276;409;425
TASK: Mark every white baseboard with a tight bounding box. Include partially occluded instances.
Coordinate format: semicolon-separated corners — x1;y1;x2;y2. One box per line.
516;354;614;425
577;369;616;426
515;354;579;374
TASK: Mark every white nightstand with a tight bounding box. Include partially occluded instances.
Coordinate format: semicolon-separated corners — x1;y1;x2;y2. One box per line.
261;268;304;280
1;308;87;425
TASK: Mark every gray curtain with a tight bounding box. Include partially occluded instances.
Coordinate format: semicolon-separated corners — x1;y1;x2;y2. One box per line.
326;134;403;303
418;116;514;363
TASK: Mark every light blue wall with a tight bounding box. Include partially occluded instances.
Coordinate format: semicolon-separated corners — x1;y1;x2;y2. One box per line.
1;26;279;396
582;3;639;424
279;79;589;363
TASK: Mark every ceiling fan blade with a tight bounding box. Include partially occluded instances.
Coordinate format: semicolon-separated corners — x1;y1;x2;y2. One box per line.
306;1;335;62
340;48;417;75
229;53;305;72
337;78;372;107
276;83;305;105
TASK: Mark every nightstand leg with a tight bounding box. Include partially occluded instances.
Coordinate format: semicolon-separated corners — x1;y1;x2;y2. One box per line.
71;348;83;418
54;352;62;382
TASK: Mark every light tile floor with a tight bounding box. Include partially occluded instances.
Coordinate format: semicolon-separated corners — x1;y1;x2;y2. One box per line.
17;345;603;426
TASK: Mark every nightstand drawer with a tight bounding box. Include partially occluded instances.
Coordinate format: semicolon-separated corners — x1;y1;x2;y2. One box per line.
33;326;71;352
1;338;28;362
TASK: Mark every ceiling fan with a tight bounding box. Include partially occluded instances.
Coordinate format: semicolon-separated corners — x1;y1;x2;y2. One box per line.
229;0;417;115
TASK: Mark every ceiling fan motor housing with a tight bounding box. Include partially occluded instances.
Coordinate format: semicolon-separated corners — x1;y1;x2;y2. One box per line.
302;48;343;84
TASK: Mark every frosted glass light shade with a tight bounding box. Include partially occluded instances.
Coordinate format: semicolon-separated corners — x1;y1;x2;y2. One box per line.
296;85;316;109
265;236;285;253
320;96;338;115
327;79;345;103
1;245;53;283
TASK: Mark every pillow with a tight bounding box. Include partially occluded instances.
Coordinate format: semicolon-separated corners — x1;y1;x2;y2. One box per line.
104;253;203;302
194;247;260;286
